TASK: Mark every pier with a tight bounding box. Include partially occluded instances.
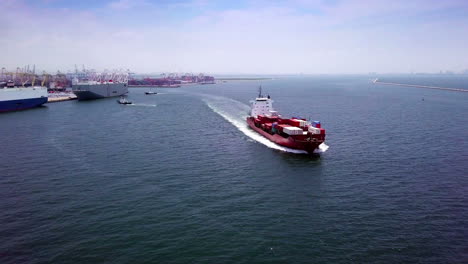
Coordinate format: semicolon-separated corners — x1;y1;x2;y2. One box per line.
47;92;77;103
373;78;468;93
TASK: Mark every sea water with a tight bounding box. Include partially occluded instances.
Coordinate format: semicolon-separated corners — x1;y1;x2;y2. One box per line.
0;75;467;263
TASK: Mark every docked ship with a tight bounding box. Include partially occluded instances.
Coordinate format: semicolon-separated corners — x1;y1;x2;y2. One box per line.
0;81;48;112
246;88;326;154
72;70;129;100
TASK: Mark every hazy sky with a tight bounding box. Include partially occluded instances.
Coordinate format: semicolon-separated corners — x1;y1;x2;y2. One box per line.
2;0;468;74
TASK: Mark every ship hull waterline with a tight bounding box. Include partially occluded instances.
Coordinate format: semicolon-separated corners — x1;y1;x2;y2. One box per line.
72;83;128;101
0;97;48;113
246;117;323;154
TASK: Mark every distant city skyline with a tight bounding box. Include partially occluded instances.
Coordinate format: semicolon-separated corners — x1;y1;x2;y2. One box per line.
1;0;468;74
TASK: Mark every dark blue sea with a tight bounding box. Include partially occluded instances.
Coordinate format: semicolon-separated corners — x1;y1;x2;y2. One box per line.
1;75;467;263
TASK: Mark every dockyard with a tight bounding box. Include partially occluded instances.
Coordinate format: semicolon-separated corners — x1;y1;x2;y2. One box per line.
0;66;215;111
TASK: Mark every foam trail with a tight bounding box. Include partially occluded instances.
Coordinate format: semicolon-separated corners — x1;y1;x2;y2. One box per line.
202;95;309;154
128;103;157;107
314;143;329;153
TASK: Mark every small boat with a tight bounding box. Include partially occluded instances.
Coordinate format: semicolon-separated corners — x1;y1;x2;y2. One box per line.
145;88;157;95
117;96;132;104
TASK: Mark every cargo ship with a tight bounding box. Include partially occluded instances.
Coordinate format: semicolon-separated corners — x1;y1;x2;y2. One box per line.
246;88;326;154
72;70;129;100
0;81;48;112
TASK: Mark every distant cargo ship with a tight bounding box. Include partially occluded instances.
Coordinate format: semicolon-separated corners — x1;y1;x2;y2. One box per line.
72;70;129;100
73;81;128;100
0;81;48;112
246;88;326;154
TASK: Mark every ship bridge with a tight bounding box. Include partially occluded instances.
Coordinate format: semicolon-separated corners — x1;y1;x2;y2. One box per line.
250;96;274;117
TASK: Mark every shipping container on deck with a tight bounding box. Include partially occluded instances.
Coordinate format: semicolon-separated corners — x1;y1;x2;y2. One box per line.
308;126;321;134
283;126;303;135
277;124;292;133
292;119;308;127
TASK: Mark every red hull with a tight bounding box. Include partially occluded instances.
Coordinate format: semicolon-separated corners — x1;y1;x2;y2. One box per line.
247;117;323;154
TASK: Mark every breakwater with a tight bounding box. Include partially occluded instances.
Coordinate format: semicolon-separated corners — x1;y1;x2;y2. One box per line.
129;74;214;86
373;78;468;92
217;77;273;81
129;85;181;88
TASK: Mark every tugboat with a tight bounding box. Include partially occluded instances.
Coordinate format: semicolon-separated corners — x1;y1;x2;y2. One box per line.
145;88;157;95
246;87;326;154
117;96;132;105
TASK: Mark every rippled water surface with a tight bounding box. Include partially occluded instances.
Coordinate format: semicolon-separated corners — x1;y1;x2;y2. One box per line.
1;76;467;263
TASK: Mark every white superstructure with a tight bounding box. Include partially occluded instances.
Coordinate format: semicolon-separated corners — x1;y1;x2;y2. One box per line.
0;86;48;101
250;87;275;117
70;69;129;85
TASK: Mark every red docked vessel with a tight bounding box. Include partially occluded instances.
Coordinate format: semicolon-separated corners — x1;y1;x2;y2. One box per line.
246;88;326;154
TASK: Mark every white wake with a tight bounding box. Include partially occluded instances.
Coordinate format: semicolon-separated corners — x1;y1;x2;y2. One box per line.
202;95;328;154
315;142;329;153
128;103;157;107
